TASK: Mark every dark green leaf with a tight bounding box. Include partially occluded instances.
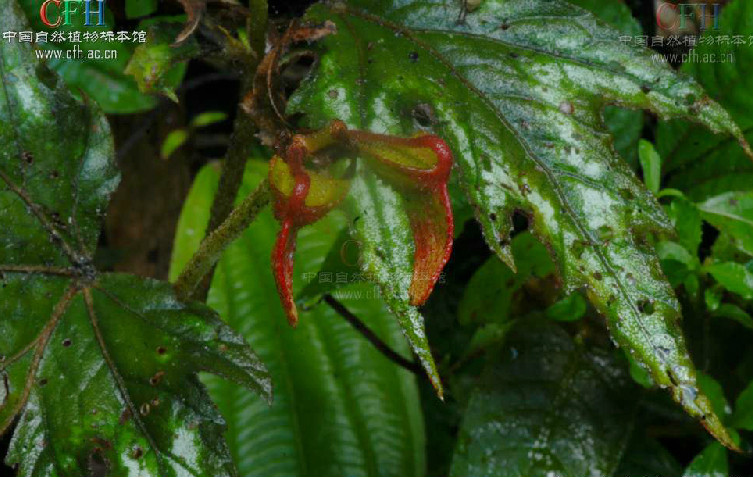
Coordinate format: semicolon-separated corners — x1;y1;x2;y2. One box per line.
666;196;703;255
697;372;731;421
0;6;269;475
450;319;639;477
731;380;753;430
656;0;753;200
712;303;753;331
545;292;587;322
699;191;753;257
613;436;682;477
458;232;552;325
639;139;662;194
170;162;427;477
289;0;745;445
705;262;753;300
682;443;728;477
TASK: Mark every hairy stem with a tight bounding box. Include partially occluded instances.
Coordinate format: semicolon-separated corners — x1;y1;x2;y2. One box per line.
323;294;424;376
195;1;268;300
174;179;270;302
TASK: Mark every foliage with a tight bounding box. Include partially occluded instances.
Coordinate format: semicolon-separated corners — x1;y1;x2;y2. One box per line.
1;0;753;475
0;3;269;475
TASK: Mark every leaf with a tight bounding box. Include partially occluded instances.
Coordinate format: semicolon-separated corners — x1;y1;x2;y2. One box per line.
450;319;639;477
170;162;427;477
712;304;753;331
16;0;165;114
731;379;753;430
288;0;746;446
699;191;753;257
682;443;728;477
192;111;229;128
613;436;682;477
126;0;158;19
161;129;189;160
704;262;753;300
458;232;552;325
656;0;753;200
567;0;644;168
545;293;587;322
125;19;199;102
0;6;270;475
666;196;703;255
639;139;662;194
697;372;732;421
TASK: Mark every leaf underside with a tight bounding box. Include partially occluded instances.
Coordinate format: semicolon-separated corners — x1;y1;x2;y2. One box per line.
0;2;270;475
288;0;750;446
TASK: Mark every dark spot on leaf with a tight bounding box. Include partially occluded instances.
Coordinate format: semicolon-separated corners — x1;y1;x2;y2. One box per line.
489;213;497;222
156;346;167;355
500;23;510;30
62;338;72;347
641;85;652;94
327;89;339;99
38;378;47;386
132;447;144;459
149;371;165;386
593;272;603;281
21;151;33;164
119;408;132;424
50;170;60;179
509;52;519;59
408;51;419;62
637;299;655;315
412;103;437;127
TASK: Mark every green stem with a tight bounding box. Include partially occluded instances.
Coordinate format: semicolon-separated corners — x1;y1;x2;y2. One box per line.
174;179;270;302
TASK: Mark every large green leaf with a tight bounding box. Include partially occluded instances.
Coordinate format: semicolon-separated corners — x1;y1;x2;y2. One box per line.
450;319;639;477
170;161;426;477
288;0;747;445
656;0;753;200
0;3;269;475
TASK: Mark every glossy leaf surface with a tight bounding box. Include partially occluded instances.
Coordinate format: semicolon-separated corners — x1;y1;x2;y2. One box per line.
289;0;747;445
450;319;639;477
0;6;270;475
171;162;426;477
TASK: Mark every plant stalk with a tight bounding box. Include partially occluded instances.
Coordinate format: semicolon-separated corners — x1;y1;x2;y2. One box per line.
174;179;270;302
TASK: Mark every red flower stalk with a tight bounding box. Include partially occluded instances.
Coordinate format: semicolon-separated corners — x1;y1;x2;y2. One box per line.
342;129;454;306
269;140;350;326
270;121;454;326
